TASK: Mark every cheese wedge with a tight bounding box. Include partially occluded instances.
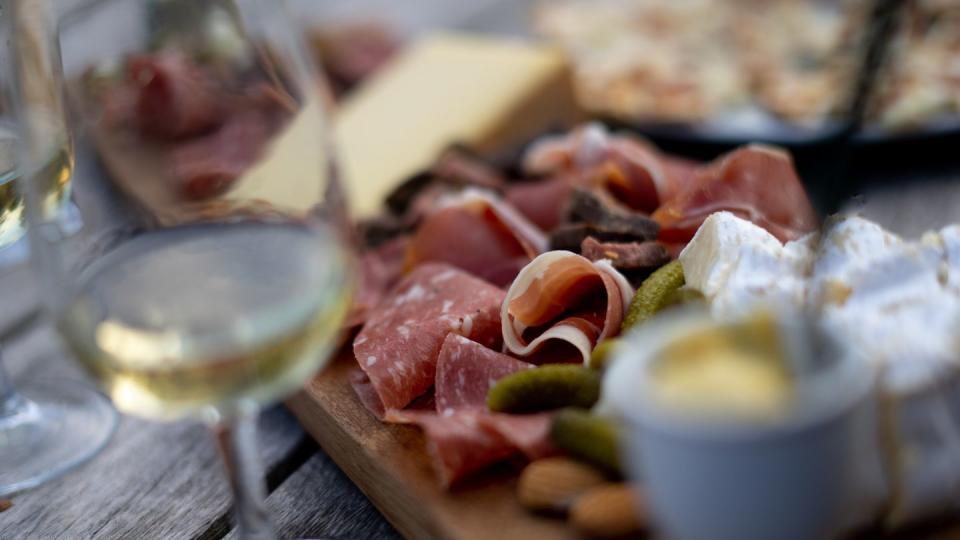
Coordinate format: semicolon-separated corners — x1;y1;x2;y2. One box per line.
335;32;580;218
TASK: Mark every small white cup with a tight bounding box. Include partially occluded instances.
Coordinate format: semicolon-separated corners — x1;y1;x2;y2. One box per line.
601;310;885;540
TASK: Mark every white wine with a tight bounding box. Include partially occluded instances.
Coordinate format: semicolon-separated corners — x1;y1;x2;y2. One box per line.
0;122;73;249
59;220;352;420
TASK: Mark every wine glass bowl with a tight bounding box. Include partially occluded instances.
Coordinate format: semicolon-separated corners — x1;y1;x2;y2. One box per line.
22;1;354;537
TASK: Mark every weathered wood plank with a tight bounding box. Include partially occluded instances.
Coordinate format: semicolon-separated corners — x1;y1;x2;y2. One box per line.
0;325;306;540
225;451;399;540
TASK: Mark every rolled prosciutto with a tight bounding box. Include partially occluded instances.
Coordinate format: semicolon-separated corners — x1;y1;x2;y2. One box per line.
405;189;548;287
502;251;633;365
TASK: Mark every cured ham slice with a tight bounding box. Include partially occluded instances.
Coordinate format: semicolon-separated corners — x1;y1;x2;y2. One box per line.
126;52;223;140
354;263;505;410
505;176;573;231
435;334;534;413
502;251;633;365
405;190;548;287
521;123;688;214
652;144;818;244
476;413;556;460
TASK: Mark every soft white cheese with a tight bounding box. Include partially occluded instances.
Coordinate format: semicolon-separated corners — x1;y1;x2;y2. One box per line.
678;211;960;526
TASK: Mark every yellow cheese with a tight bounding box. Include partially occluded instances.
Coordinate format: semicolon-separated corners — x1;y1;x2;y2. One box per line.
335;32;580;218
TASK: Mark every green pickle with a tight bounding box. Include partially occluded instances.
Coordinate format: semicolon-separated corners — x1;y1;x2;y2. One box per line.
589;339;620;370
487;365;601;413
622;260;686;331
550;408;622;476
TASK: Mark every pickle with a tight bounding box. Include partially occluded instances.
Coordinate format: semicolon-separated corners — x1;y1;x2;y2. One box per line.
550;408;623;476
589;339;620;370
487;365;601;413
621;260;685;331
662;287;704;309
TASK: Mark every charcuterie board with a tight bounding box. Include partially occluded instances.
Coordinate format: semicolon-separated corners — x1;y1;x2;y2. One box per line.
287;351;577;540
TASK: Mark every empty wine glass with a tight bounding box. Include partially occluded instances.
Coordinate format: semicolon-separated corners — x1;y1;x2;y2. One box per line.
20;1;353;537
0;0;116;497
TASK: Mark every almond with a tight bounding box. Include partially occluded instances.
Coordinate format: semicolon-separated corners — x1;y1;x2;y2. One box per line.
517;457;607;513
0;499;11;512
570;483;647;538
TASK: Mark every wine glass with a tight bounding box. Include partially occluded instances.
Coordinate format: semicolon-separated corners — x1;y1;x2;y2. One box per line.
0;0;117;497
20;1;354;537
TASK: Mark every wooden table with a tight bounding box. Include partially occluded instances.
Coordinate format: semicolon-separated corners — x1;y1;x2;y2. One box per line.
2;1;960;538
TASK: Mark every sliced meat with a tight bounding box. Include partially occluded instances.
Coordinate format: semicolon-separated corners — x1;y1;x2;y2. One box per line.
505;176;573;231
521;123;693;214
127;51;224;140
580;237;670;272
435;334;534;413
477;413;557;460
354;263;505;411
549;223;654;252
348;236;409;328
652;144;818;244
502;251;633;365
387;409;517;488
171;106;280;199
405;189;547;287
350;369;386;420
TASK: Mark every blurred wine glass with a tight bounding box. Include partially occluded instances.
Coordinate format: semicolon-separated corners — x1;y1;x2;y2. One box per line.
23;1;354;537
0;0;116;497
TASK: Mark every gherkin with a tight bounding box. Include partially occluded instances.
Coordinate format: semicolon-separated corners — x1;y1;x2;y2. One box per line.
487;365;601;413
621;260;686;331
550;408;623;476
589;339;620;370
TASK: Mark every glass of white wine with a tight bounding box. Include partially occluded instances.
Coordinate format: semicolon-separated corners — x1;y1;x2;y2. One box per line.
0;0;117;497
20;1;354;537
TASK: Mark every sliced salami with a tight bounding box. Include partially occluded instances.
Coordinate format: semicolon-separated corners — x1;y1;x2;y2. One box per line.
353;263;505;411
435;334;534;413
502;251;633;365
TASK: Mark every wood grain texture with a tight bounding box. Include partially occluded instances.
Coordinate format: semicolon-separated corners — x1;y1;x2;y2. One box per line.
287;354;578;540
0;326;304;540
225;451;399;540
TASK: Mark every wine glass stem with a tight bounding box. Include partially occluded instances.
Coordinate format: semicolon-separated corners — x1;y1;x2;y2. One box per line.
212;403;276;540
0;350;26;419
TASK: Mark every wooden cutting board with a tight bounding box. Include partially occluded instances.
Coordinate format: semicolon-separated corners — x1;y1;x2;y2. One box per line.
286;352;578;540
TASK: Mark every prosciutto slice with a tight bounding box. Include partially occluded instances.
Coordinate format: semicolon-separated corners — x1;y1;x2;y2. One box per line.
126;51;223;140
652;144;818;244
353;263;505;411
521;123;688;214
405;189;547;287
502;251;634;365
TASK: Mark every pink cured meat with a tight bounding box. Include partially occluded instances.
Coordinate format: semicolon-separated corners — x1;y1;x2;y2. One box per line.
435;334;534;413
502;251;633;365
353;263;505;411
127;51;223;140
478;413;556;460
387;409;516;488
405;189;548;287
505;176;573;231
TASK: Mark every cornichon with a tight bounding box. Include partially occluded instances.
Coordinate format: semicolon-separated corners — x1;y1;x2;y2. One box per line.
589;339;620;370
487;365;601;413
550;408;623;476
621;260;686;331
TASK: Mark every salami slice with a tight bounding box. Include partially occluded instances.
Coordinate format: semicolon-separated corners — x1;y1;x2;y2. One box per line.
387;409;517;488
347;236;409;328
405;189;547;287
353;263;505;411
502;251;633;365
435;334;534;413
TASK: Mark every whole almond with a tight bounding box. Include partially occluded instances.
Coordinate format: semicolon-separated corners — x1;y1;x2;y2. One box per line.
518;457;607;513
0;499;11;512
570;483;647;538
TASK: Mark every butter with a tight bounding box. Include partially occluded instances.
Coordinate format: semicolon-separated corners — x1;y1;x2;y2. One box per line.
650;316;793;422
335;33;580;218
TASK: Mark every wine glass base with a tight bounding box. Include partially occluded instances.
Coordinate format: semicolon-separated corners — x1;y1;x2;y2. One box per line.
0;378;117;497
